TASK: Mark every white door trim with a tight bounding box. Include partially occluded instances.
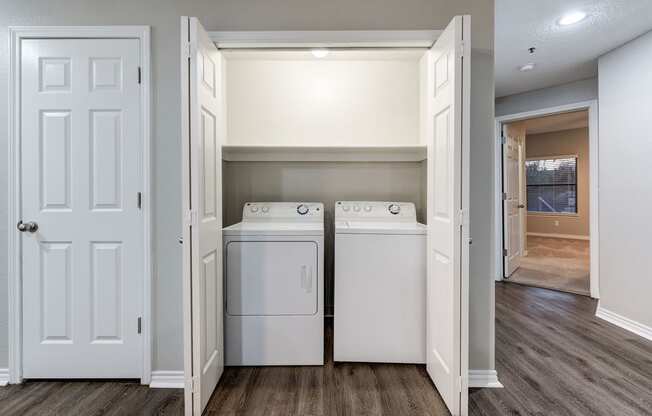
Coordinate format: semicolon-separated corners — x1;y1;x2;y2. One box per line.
7;25;152;384
494;100;600;299
208;30;441;48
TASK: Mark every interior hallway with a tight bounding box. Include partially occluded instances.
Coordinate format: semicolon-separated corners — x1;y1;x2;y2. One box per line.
2;283;651;415
507;236;590;296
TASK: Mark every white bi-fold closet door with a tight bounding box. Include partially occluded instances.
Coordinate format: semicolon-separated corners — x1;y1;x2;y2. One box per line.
181;16;225;416
425;15;471;416
181;15;470;416
20;37;144;379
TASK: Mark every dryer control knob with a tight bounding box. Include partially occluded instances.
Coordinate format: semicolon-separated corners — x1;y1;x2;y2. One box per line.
261;206;270;213
297;204;309;215
250;205;259;213
364;205;372;212
353;205;361;212
342;205;350;212
388;203;401;215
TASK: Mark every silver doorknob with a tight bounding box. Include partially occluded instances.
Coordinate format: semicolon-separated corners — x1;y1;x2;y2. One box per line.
17;221;38;233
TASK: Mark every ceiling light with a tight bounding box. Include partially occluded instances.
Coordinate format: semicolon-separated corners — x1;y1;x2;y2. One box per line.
518;63;536;72
558;11;587;26
311;48;329;58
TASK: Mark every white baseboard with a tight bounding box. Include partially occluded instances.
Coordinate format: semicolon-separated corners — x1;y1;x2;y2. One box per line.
0;368;8;386
468;370;503;388
596;305;652;342
150;371;184;389
527;232;589;241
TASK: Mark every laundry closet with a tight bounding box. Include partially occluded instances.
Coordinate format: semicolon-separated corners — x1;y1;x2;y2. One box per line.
181;15;470;416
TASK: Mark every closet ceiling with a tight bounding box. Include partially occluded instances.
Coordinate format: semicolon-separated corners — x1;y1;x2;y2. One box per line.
496;0;652;97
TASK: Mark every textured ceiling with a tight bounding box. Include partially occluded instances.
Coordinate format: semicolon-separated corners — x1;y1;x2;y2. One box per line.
496;0;652;97
522;111;588;135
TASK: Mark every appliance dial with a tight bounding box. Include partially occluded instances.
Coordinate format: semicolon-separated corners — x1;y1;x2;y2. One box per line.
388;203;401;215
261;206;269;213
297;204;309;215
342;205;350;212
353;205;361;212
250;205;259;213
364;205;372;212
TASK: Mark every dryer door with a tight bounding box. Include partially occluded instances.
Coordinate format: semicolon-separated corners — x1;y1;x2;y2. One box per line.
226;241;318;316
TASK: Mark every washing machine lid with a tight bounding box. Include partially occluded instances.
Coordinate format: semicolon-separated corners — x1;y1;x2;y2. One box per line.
224;222;324;236
334;201;425;235
335;220;426;235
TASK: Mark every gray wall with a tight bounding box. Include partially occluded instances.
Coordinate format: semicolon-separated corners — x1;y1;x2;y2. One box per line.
468;49;495;370
598;30;652;329
0;0;495;373
495;77;598;117
223;161;428;316
526;128;590;237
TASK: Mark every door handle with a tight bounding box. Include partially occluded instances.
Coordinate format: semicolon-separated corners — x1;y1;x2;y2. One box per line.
517;204;525;209
17;221;38;233
300;266;313;293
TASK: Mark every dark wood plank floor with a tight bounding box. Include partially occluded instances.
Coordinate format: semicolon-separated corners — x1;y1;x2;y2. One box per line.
2;282;651;416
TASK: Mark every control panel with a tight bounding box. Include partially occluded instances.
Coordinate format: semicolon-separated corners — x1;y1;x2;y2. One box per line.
335;201;418;222
242;202;324;222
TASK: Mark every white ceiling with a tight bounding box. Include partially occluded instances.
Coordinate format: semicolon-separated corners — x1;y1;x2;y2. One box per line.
495;0;652;97
521;110;588;135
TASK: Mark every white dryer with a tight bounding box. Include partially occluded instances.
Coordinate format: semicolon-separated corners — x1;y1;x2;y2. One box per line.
334;201;426;363
223;202;324;366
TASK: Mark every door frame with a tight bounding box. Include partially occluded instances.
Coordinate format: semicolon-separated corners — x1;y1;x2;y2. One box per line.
494;100;600;299
7;25;152;384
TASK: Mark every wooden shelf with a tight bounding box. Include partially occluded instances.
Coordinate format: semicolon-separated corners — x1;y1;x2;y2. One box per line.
222;145;427;162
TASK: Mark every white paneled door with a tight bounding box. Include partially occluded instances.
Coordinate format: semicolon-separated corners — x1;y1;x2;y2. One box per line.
502;123;526;277
20;38;143;378
425;16;470;416
181;17;224;415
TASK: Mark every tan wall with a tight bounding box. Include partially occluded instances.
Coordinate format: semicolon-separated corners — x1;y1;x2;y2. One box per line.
525;127;589;237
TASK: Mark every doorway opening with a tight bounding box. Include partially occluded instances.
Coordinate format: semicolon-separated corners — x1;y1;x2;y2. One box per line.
495;101;599;299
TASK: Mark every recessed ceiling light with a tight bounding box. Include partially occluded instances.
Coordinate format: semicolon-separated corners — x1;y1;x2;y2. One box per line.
558;11;587;26
519;63;536;72
311;48;329;58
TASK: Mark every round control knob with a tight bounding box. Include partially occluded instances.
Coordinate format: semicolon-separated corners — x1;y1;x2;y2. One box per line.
250;205;259;213
388;203;401;215
353;205;361;212
364;205;372;212
296;204;309;215
342;205;350;212
261;206;269;213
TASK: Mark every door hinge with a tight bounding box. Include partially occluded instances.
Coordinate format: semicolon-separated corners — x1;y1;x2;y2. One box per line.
185;42;192;60
137;192;142;209
184;209;198;227
192;376;200;393
137;317;142;334
458;209;469;229
458;41;465;58
137;67;141;84
502;192;507;201
503;248;508;257
458;376;464;392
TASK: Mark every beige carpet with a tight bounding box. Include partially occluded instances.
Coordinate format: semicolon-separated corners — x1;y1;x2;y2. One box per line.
507;236;590;296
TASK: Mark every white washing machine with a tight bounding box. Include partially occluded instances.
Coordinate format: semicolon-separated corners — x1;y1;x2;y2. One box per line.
334;201;426;363
223;202;324;366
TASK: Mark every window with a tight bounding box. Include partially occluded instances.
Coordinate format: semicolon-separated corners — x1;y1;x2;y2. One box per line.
526;156;577;214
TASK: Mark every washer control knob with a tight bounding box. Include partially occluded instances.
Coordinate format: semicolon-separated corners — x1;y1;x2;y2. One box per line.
250;205;259;213
297;204;309;215
342;205;350;212
353;205;361;212
364;205;372;212
261;206;270;213
388;203;401;215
